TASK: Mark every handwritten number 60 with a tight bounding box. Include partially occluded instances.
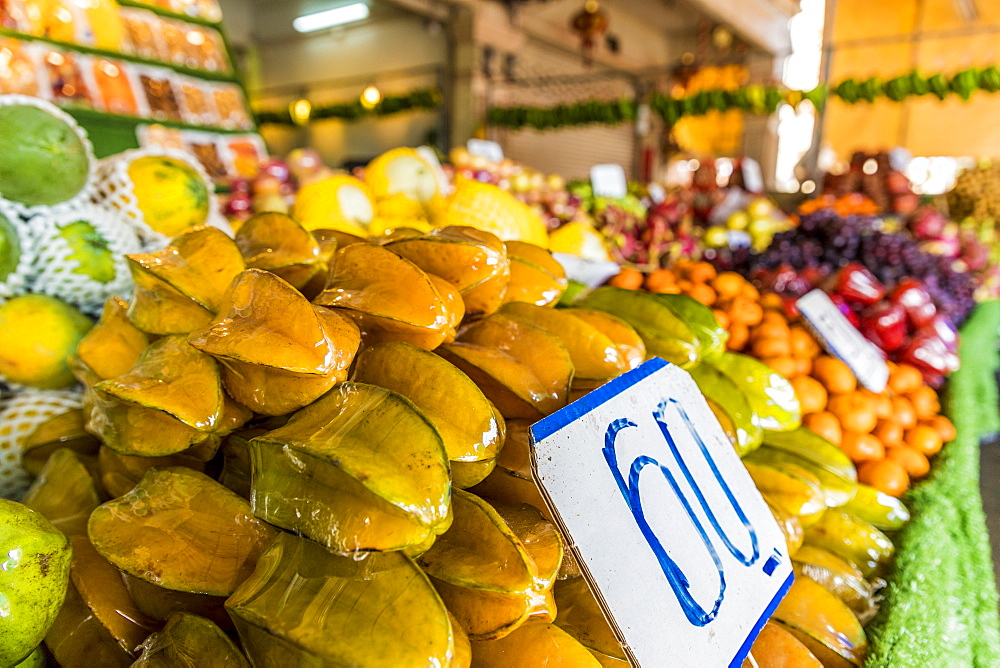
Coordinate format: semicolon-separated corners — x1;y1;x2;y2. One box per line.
602;399;760;627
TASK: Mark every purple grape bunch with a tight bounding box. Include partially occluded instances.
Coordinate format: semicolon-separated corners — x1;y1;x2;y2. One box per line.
736;209;978;325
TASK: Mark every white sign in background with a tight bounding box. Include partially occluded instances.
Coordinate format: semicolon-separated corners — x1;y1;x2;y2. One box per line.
531;359;793;668
466;138;504;164
797;289;889;393
590;163;629;199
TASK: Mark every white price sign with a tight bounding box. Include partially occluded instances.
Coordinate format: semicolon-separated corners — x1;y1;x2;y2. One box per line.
590;163;628;199
531;358;793;667
466;139;504;163
797;289;889;392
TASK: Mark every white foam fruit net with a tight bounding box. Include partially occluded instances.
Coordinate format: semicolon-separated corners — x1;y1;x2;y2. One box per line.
0;201;37;302
0;95;98;217
92;146;227;248
0;387;83;500
28;203;145;316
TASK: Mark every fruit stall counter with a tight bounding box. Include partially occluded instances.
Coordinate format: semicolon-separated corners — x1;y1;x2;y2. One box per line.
866;300;1000;666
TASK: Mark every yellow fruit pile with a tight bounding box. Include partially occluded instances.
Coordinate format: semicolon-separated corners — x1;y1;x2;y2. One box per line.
19;217;647;666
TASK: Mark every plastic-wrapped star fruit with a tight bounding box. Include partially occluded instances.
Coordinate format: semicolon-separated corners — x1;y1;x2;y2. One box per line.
248;382;451;555
226;531;464;667
188;268;361;416
417;489;563;641
125;226;245;335
87;336;223;457
314;242;461;350
234;212;329;290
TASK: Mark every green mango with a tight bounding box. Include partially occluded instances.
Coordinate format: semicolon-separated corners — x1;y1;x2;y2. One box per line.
841;483;910;531
0;499;73;666
762;428;856;484
574;287;700;368
793;545;878;623
0;104;90;207
58;220;115;283
654;293;728;360
0;213;21;282
689;363;762;457
804;510;894;577
745;445;856;509
710;352;801;431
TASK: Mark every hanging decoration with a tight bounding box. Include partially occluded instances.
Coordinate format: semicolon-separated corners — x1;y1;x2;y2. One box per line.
488;66;1000;131
257;87;441;126
570;1;609;66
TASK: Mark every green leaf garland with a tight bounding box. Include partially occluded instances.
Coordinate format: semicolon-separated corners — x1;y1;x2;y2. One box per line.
487;66;1000;131
256;88;441;126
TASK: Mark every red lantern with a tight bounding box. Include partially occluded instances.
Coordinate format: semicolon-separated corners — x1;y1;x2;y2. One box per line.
571;1;609;66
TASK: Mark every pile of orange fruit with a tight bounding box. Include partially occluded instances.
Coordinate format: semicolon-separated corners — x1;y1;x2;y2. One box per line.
797;193;881;217
731;287;954;498
606;264;956;498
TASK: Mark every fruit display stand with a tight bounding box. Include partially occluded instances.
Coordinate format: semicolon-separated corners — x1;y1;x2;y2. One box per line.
866;299;1000;666
0;0;263;181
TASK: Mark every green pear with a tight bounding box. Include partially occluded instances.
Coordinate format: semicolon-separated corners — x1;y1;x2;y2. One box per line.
0;499;73;666
59;221;115;284
0;213;21;282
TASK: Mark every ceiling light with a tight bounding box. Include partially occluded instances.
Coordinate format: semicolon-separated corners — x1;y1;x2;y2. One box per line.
289;98;312;125
360;85;382;109
293;3;369;33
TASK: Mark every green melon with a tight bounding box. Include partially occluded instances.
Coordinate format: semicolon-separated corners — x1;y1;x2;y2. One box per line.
0;105;90;206
0;212;21;281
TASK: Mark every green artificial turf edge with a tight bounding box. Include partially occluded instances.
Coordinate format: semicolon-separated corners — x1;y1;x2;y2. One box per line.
865;300;1000;667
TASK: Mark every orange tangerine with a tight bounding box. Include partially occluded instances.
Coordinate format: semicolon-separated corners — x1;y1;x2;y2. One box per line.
928;415;957;442
841;432;885;463
712;309;730;330
905;424;943;456
687;282;717;306
763;356;798;379
804;411;842;445
887;446;930;478
644;269;676;293
827;392;878;434
907;386;941;420
790;375;828;414
609;269;643;290
687;261;717;284
892;396;917;429
727;323;749;351
712;272;746;299
759;293;784;311
729;297;763;326
873;419;904;447
858;459;909;497
789;326;821;359
888;364;924;395
752;336;792;359
812;356;856;394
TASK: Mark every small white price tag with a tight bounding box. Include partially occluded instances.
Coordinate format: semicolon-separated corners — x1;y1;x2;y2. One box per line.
591;163;628;199
531;358;794;668
466;138;504;163
741;158;764;193
797;289;889;392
